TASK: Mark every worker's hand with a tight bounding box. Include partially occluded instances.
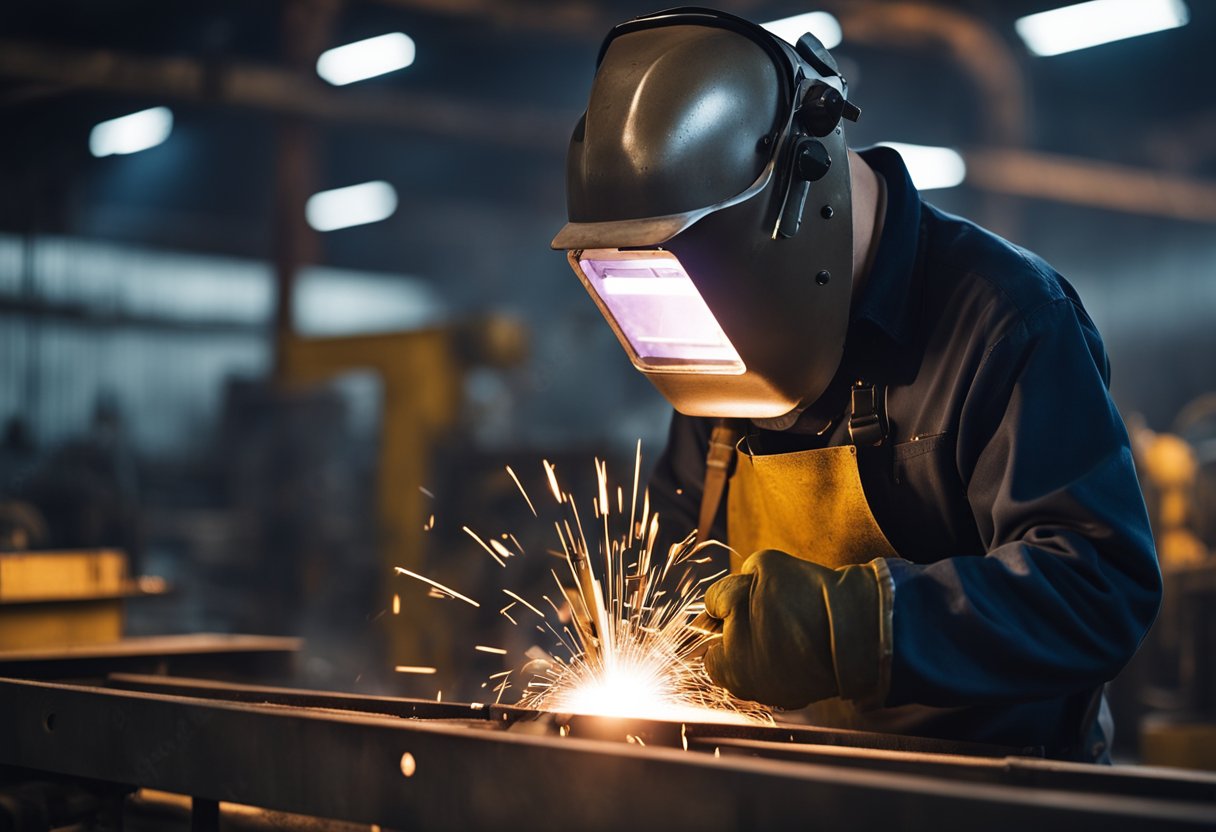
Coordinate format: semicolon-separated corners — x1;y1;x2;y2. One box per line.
702;549;885;710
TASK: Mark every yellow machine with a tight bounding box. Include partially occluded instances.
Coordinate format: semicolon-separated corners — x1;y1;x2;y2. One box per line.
278;318;526;677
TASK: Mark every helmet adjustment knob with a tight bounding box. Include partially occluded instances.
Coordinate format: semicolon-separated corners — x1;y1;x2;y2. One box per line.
797;81;861;138
777;138;832;238
798;81;859;137
794;139;832;182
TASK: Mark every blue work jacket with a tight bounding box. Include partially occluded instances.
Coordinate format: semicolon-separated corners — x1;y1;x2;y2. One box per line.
648;146;1163;759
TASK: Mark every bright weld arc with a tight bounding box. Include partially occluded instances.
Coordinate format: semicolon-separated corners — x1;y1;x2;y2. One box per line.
512;451;772;726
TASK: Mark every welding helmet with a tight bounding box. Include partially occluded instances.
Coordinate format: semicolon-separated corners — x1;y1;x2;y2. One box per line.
552;7;860;418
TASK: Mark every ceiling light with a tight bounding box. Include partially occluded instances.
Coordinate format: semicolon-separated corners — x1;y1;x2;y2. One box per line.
878;143;966;190
88;107;173;157
305;181;398;232
1015;0;1189;57
316;32;416;86
760;12;842;50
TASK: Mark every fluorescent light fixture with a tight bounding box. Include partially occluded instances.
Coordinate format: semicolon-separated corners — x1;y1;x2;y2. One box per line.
316;32;416;85
294;266;445;336
88;107;173;157
305;181;398;232
878;142;966;190
1015;0;1189;57
760;11;842;49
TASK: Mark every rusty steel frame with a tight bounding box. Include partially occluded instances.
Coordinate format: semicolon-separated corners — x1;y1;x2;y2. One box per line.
0;676;1214;831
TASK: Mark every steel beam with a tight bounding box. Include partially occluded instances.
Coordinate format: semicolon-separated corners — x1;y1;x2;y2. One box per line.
0;39;572;152
0;677;1213;830
965;148;1216;225
103;673;1025;757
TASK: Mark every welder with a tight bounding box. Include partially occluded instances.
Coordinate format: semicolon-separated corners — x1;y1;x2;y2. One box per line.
550;7;1162;761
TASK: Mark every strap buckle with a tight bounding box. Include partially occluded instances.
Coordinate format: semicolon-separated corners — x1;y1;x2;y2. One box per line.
848;380;888;447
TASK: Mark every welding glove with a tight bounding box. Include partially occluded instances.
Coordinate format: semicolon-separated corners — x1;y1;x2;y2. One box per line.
702;549;887;710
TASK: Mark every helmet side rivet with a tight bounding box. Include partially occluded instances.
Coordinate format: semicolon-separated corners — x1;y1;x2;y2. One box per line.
820;205;834;219
815;270;831;285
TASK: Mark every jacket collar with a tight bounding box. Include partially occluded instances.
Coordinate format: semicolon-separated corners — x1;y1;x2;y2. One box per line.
850;145;924;349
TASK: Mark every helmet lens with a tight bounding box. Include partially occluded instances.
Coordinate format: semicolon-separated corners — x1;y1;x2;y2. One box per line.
572;249;744;373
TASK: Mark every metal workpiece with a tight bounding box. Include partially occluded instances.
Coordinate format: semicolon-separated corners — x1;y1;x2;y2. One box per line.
105;673;486;722
0;677;1214;831
105;673;1022;756
492;701;1025;758
0;634;301;683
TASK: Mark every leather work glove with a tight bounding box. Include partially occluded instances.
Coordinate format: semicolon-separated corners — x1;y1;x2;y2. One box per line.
703;549;888;710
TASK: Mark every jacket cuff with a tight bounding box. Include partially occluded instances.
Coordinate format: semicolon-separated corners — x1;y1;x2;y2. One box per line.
867;557;896;708
828;559;893;707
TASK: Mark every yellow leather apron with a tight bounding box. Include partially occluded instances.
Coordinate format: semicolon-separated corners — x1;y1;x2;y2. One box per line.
721;422;899;726
727;440;897;572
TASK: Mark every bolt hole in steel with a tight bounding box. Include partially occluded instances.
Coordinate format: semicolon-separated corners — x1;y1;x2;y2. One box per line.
43;712;56;732
399;752;416;778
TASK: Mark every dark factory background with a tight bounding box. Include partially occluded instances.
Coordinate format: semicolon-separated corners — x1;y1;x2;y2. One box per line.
1;0;1214;767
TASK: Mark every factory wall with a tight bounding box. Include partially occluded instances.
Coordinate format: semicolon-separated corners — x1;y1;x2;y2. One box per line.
0;233;453;455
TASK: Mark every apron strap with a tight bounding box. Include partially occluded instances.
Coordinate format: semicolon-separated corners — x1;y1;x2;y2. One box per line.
696;377;887;543
697;418;742;543
848;380;889;447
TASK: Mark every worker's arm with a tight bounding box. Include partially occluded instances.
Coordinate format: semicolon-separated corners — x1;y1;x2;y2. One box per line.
701;290;1162;711
886;294;1162;707
647;411;718;556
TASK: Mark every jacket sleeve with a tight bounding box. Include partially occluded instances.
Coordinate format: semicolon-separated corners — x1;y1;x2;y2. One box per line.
647;410;721;560
885;296;1162;707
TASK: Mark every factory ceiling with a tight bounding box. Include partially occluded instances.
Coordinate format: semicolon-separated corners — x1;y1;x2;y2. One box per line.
0;0;1212;274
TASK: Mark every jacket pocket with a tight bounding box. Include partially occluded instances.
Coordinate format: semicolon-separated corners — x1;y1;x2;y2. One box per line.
893;431;951;466
886;430;982;560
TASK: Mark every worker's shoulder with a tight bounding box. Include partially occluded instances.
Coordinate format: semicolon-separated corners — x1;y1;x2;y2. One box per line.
922;203;1078;332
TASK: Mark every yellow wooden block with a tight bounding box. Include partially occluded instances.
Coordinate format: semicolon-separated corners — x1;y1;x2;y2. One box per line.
1140;717;1216;771
0;599;124;650
0;549;128;601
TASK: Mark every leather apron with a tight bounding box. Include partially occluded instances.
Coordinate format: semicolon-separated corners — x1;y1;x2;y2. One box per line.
698;382;901;727
730;434;899;725
726;441;897;573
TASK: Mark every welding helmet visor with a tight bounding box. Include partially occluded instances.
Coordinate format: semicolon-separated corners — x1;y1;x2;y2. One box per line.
570;248;745;372
552;7;858;418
